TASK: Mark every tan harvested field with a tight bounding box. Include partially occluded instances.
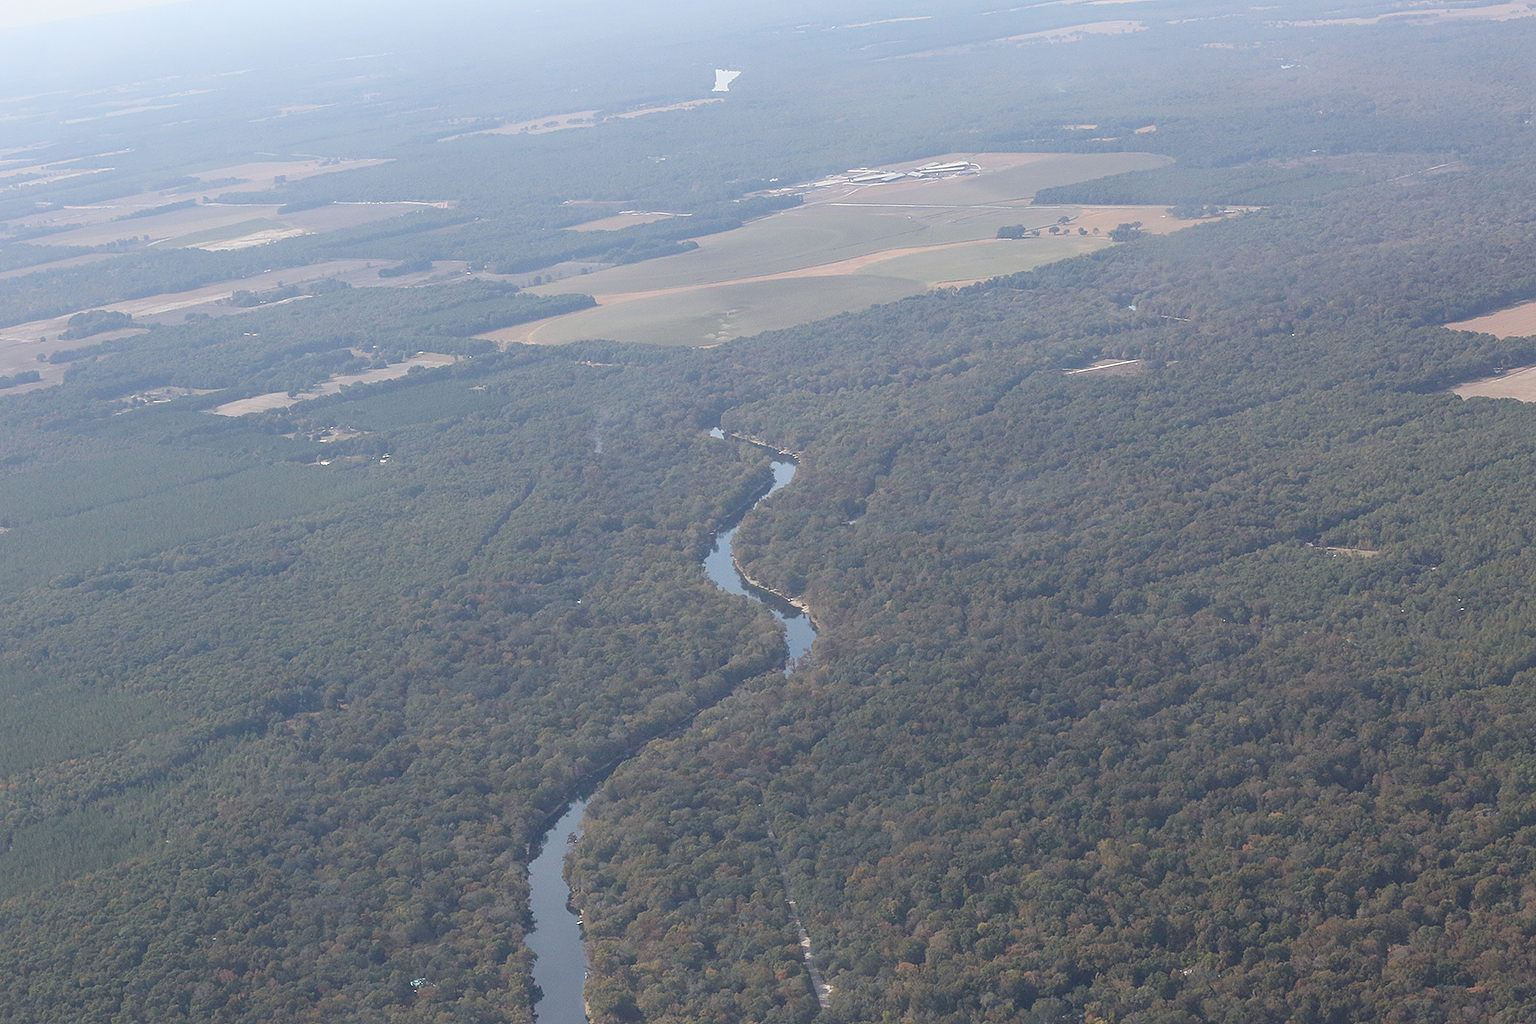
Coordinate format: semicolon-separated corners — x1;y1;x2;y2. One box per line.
0;259;517;377
1453;365;1536;402
0;147;136;197
442;98;724;142
22;199;445;250
1445;300;1536;339
251;104;335;121
613;99;722;118
1001;19;1148;43
447;110;599;140
1272;3;1536;26
185;158;392;192
9;158;399;247
844;16;933;27
491;276;925;348
483;152;1189;347
906;20;1147;56
569;212;686;232
209;353;457;417
195;223;310;250
0;253;115;281
1070;206;1244;235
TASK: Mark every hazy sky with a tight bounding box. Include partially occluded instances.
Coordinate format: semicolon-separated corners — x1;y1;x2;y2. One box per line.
0;0;190;31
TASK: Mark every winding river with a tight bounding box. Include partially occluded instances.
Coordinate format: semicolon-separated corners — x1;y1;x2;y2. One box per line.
526;447;812;1024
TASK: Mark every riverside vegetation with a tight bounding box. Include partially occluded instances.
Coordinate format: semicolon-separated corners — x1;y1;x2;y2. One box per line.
4;2;1536;1023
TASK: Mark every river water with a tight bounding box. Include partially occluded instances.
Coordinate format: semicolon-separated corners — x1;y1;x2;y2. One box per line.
701;458;815;664
525;450;813;1023
527;799;590;1024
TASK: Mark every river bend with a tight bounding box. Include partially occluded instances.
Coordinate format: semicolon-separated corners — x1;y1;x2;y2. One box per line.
526;449;813;1023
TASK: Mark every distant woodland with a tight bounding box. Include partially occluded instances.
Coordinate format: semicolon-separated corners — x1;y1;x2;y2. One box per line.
2;2;1536;1023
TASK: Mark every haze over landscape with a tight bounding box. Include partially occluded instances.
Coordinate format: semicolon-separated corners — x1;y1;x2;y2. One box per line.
5;2;1536;1023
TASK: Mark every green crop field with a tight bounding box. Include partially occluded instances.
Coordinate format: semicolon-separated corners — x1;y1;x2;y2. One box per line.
521;230;1113;346
517;150;1170;346
858;234;1105;285
525;274;924;346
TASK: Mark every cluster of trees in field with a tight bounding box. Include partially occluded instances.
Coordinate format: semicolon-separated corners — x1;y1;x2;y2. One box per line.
227;277;349;307
59;308;133;339
0;369;40;389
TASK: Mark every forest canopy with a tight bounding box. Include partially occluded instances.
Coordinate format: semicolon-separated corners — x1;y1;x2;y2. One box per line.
2;2;1536;1023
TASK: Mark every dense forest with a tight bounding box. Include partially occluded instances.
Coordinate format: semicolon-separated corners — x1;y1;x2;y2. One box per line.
3;2;1536;1023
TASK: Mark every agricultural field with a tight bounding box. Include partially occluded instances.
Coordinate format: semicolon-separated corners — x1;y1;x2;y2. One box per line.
569;211;688;231
18;196;439;250
1446;299;1536;339
439;98;724;141
5;158;398;247
0;259;524;376
208;351;457;416
491;151;1177;346
1272;2;1536;27
1453;365;1536;402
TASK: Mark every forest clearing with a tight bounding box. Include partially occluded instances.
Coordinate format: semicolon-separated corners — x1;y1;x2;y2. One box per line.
440;98;724;142
0;259;506;375
1446;298;1536;339
8;158;396;247
208;351;456;416
490;151;1178;346
1452;364;1536;402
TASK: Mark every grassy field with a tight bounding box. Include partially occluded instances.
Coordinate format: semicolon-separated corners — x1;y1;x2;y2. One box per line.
495;151;1174;346
518;274;925;346
39;200;444;250
861;235;1105;287
10;158;393;247
0;260;508;376
512;233;1120;346
154;217;297;249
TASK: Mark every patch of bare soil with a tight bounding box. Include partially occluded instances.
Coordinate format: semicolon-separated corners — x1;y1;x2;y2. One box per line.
612;99;722;118
569;212;685;232
1445;301;1536;339
1064;359;1145;376
901;20;1146;56
1453;365;1536;402
1271;3;1536;26
485;201;1224;346
208;353;456;417
442;99;723;141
